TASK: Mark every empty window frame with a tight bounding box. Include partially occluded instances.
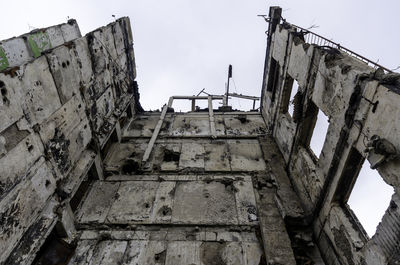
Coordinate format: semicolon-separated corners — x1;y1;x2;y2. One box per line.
334;148;394;238
309;108;329;158
347;160;394;237
281;75;299;118
266;58;280;102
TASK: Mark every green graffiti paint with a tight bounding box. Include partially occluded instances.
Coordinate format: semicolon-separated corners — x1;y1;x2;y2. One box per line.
28;32;52;58
0;46;9;71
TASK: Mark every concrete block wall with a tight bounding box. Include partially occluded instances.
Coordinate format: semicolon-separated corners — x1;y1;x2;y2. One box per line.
0;20;81;71
0;17;140;264
261;6;400;265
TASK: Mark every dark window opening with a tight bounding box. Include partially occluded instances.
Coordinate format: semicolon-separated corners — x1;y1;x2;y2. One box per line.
297;101;318;147
281;75;299;118
101;127;120;159
163;149;181;162
69;180;91;212
32;227;75;265
266;58;280;102
70;163;98;212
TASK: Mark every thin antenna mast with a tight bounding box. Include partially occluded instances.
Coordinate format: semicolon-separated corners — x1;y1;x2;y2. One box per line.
224;65;232;106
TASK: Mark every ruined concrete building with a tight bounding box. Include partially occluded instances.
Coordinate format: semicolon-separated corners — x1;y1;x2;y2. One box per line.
0;6;399;265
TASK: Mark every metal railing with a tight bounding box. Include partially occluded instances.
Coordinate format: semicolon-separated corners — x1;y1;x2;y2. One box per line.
285;22;393;73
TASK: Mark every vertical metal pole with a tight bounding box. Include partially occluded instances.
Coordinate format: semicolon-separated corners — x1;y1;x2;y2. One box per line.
225;65;232;106
208;96;216;138
191;99;195;111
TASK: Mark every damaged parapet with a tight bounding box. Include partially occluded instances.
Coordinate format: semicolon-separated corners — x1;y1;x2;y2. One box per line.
0;17;141;264
0;20;81;71
261;6;400;265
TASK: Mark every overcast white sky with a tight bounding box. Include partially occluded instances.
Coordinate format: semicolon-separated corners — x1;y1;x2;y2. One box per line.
1;0;398;236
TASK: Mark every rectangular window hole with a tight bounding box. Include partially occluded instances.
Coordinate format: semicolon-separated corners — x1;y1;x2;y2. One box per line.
347;160;394;237
288;79;299;118
32;227;75;265
267;58;279;92
69;179;92;213
266;58;280;103
309;109;329;158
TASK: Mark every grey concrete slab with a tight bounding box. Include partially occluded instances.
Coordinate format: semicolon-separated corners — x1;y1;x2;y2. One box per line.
136;241;167;265
156;143;181;172
179;142;205;169
200;242;244;265
60;21;81;42
46;45;81;104
21;56;62;126
171;115;210;136
79;177;259;226
228;139;266;171
103;142;147;173
166;241;201;265
172;181;238;225
79;229;259;242
106;181;159;223
121;240;148;265
0;72;24;133
126;115;159;137
39;94;91;177
224;115;267;136
171;181;205;224
68;240;97;265
0;133;44;198
72;38;93;87
70;233;264;265
151;181;176;223
234;179;258;225
89;240;127;265
0;158;56;262
77;182;120;223
204;141;231;171
242;242;264;265
214;116;227;135
0;38;31;69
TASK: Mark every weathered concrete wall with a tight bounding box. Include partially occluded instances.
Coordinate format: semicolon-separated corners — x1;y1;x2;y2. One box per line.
123;112;267;138
0;20;81;71
0;17;140;264
4;6;398;265
69;110;317;265
261;7;400;265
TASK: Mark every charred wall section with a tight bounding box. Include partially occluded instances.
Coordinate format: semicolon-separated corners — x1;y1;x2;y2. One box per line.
0;17;140;264
261;6;400;265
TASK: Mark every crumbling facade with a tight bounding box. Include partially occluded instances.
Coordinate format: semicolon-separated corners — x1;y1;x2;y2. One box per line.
0;17;140;264
0;6;399;265
261;6;400;265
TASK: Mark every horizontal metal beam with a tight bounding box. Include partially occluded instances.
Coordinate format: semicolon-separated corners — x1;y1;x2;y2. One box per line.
172;96;224;100
227;93;260;100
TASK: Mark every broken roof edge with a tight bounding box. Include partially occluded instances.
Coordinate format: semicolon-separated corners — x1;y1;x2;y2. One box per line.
265;6;396;74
